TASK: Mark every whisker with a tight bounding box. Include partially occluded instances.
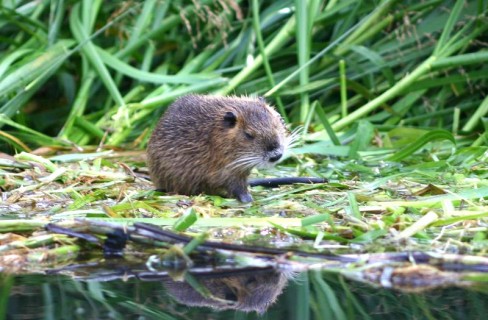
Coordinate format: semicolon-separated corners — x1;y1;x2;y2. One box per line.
228;155;258;166
226;155;262;172
286;127;303;149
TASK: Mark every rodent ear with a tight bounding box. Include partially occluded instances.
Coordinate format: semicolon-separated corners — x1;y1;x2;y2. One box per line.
223;111;237;128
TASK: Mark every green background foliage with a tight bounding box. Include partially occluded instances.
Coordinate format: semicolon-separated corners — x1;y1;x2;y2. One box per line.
1;0;487;155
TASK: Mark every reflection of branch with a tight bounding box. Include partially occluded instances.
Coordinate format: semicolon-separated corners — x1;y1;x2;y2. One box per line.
31;220;488;293
46;223;100;243
47;261;277;282
46;220;488;273
133;222;355;262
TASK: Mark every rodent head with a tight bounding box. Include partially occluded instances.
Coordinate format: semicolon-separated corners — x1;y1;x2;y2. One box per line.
218;97;288;173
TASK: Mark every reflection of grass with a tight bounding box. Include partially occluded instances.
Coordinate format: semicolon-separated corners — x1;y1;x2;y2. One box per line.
1;0;488;304
305;271;488;320
1;275;182;320
2;271;488;319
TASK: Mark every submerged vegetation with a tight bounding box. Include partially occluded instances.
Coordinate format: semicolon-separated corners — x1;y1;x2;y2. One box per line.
1;0;488;314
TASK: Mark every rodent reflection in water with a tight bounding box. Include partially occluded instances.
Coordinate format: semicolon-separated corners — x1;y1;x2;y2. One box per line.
162;269;291;313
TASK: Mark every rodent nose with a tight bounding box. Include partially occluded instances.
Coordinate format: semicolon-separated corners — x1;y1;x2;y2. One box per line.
266;141;280;152
269;153;282;162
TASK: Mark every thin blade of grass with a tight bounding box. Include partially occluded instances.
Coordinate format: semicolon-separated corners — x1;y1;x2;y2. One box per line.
315;103;341;146
462;95;488;132
312;271;347;320
433;0;464;55
0;115;69;146
96;47;217;84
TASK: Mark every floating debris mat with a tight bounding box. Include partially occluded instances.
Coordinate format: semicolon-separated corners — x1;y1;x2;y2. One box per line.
0;219;487;293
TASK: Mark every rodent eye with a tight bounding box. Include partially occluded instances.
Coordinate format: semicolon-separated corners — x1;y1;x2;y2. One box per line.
244;132;255;140
223;111;237;128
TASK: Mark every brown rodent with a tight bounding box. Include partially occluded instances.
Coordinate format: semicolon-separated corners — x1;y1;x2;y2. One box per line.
163;269;289;313
147;94;289;203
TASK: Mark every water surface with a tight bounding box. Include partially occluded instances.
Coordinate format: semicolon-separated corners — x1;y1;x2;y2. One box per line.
3;271;487;320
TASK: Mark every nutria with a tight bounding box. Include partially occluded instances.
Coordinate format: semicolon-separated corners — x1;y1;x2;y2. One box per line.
163;269;289;313
147;94;325;202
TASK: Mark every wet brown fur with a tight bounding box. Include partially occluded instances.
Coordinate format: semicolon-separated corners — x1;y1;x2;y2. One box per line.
147;94;287;202
163;271;289;313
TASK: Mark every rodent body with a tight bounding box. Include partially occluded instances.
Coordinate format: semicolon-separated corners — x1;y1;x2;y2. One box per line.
147;94;288;202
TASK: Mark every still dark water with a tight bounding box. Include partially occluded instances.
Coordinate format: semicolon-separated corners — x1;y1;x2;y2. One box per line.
3;270;488;320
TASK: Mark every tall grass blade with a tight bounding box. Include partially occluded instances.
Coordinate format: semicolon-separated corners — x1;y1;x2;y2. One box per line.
433;0;465;55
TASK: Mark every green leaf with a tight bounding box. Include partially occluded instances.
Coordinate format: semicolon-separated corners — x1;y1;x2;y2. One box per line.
0;40;74;98
348;120;375;159
387;129;456;161
0;114;68;147
96;47;220;85
173;208;198;232
69;3;125;107
462;95;488;132
49;151;113;163
291;143;350;157
0;49;32;79
350;45;395;86
350;229;388;243
346;192;361;219
315;104;341;146
301;213;330;227
312;271;347;320
433;0;465;55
